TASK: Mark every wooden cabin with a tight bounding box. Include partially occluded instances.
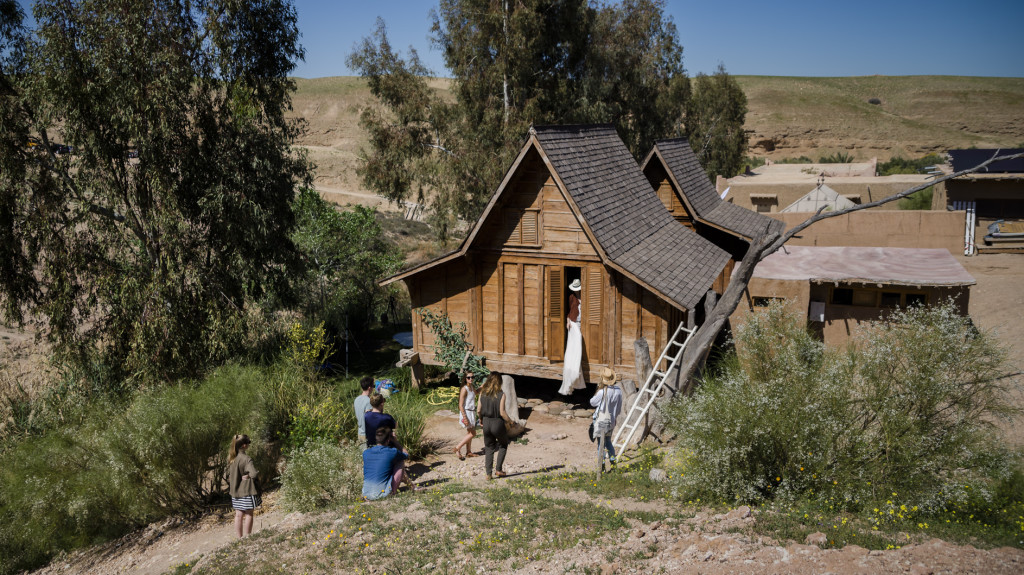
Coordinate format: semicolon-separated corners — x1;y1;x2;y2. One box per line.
381;125;732;384
641;139;784;284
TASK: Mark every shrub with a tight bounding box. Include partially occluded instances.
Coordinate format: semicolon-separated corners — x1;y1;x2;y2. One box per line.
877;153;944;176
418;308;489;379
279;438;363;511
0;363;280;575
285;393;357;452
100;364;270;515
898;186;933;210
383;387;435;458
775;155;813;164
284;321;334;374
667;303;1019;510
818;151;855;163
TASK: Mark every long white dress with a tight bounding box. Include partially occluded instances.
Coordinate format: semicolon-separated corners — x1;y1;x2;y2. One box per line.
559;299;585;395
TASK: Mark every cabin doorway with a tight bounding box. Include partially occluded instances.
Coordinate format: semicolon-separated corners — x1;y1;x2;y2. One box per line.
564;266;581;340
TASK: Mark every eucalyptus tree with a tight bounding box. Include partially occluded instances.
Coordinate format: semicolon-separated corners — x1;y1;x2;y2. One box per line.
0;0;311;386
686;64;749;180
349;0;691;238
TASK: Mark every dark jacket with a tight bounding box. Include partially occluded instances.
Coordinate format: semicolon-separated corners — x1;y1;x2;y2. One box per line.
224;453;260;498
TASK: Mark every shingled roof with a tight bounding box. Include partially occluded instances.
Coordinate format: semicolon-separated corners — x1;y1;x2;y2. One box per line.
645;139;783;240
531;125;729;310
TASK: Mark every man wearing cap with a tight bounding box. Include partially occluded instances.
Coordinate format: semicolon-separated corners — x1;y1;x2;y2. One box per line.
590;367;623;463
559;278;586;395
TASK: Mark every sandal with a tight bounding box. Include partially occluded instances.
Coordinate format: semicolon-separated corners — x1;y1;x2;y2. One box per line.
466;451;480;458
454;448;465;461
494;471;507;478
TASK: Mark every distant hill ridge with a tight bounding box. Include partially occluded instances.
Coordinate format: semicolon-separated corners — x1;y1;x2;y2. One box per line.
288;75;1024;198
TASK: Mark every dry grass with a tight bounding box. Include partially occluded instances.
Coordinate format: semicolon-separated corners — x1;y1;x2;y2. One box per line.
736;75;1024;160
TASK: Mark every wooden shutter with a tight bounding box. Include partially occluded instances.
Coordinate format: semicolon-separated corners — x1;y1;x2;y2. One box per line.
521;210;539;244
584;266;603;363
505;210;522;244
546;266;564;361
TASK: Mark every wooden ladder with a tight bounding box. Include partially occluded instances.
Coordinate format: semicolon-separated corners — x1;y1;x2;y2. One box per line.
611;322;696;453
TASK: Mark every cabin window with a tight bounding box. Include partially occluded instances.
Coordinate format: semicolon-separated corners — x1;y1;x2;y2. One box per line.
831;288;853;305
851;289;876;307
506;209;540;246
880;291;901;308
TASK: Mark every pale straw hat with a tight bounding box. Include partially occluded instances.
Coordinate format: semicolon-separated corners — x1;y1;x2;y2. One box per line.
599;367;616;387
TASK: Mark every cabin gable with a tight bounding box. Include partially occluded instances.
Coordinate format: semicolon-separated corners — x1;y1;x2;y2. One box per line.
644;160;696;229
477;147;597;257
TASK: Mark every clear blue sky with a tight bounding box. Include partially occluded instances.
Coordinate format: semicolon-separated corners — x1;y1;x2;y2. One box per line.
291;0;1024;78
14;1;1024;78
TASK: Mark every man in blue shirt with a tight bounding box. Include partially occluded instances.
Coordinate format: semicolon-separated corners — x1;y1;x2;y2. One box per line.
362;426;408;500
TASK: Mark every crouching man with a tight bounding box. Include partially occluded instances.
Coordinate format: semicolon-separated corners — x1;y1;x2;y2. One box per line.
362;426;408;500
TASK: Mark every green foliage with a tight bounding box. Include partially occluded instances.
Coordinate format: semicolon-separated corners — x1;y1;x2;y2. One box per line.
741;155;766;171
417;307;488;379
291;188;402;332
0;363;279;574
818;151;855;163
0;0;311;386
285;394;356;453
382;387;435;459
279;438;364;512
686;64;748;179
898;186;934;210
775;155;814;164
349;0;696;237
284;321;334;375
666;303;1019;512
877;153;945;176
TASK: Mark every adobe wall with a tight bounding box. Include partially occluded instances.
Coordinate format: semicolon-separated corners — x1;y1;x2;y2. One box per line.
767;210;965;255
718;174;935;213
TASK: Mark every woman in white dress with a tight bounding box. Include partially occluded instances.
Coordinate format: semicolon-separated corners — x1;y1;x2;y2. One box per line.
560;279;586;395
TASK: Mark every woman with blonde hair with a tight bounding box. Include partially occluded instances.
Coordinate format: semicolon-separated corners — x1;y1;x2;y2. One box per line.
477;372;512;479
224;434;261;538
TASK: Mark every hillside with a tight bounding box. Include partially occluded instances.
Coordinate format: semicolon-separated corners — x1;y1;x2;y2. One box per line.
737;75;1024;160
288;75;1024;203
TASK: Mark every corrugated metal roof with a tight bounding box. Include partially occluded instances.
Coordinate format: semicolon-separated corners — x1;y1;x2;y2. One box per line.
752;246;975;287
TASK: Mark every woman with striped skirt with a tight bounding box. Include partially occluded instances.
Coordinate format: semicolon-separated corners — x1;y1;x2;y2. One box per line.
225;434;261;537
